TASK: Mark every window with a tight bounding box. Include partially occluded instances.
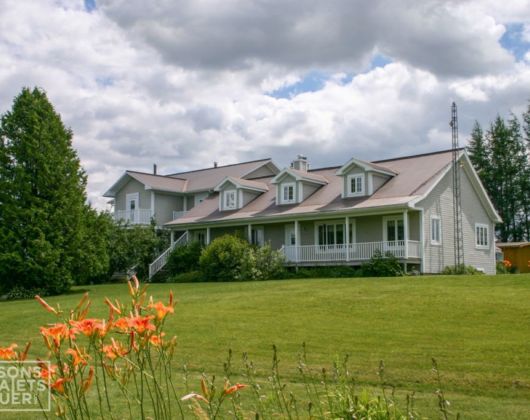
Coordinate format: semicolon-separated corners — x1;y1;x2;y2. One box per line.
281;183;296;204
224;190;236;210
197;232;206;246
475;223;489;249
431;216;441;245
317;222;354;246
251;226;264;246
347;174;365;196
383;216;404;243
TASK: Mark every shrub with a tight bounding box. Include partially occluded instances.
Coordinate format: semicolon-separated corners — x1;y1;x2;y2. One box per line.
166;241;203;275
108;222;169;281
496;261;510;274
168;271;204;283
199;235;250;281
361;250;403;277
441;264;484;275
2;286;48;301
242;243;286;280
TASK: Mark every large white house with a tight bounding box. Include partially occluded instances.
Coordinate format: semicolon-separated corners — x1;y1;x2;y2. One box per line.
103;149;501;277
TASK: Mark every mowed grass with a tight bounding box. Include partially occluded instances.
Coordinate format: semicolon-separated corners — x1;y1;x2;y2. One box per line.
1;275;530;418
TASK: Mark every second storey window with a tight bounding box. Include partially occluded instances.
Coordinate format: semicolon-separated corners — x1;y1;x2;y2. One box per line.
224;190;236;210
431;216;441;245
281;183;295;204
347;174;365;196
475;223;489;249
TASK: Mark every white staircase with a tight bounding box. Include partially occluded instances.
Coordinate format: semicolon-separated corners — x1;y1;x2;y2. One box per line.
148;232;189;279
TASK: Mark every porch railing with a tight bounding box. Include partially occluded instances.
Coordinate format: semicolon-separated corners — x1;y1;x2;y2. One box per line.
114;209;153;225
148;231;189;279
283;240;421;263
172;210;188;220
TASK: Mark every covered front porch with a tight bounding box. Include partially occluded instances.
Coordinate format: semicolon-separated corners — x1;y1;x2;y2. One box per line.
185;210;422;266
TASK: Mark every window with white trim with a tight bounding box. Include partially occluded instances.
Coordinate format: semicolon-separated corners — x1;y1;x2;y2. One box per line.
475;223;489;248
316;222;355;246
281;183;296;204
347;174;365;196
224;189;237;210
430;216;441;245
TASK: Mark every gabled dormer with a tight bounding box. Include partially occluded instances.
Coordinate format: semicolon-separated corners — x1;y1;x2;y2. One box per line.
214;176;268;211
335;158;396;198
271;155;327;205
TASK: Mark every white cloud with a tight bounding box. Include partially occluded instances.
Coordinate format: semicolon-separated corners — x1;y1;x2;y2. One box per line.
0;0;529;209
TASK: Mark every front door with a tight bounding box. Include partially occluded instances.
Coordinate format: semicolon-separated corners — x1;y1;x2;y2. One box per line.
126;193;139;223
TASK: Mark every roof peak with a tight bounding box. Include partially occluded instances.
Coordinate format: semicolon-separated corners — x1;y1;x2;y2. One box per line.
167;158;272;177
126;170;187;180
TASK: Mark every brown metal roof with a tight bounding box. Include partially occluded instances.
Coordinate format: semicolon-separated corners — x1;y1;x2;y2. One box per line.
127;171;187;193
167;149;455;226
168;159;276;191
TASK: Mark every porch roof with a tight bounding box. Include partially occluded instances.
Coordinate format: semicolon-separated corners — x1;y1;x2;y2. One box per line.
166;149;456;227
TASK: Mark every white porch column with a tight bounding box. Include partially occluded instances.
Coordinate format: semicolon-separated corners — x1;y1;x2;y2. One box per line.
403;209;409;259
170;230;175;245
294;220;300;263
247;224;252;243
183;196;188;212
206;227;211;245
150;191;155;218
419;209;424;273
345;216;350;262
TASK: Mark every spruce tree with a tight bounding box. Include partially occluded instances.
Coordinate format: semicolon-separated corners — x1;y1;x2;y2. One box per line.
0;87;86;294
521;103;530;240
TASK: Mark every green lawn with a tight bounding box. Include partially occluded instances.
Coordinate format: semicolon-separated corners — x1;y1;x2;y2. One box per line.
1;275;530;418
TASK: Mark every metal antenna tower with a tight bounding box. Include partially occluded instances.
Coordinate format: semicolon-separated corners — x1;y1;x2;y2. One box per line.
450;102;464;268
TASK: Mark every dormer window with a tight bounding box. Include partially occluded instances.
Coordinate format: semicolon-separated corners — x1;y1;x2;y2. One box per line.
224;189;236;210
347;174;365;197
281;183;296;204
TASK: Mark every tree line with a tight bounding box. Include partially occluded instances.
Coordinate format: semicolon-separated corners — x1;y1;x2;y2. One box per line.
0;88;167;296
467;103;530;242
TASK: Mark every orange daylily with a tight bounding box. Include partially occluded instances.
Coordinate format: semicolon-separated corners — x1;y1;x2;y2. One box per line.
113;317;130;332
51;377;68;394
148;300;174;320
0;344;18;360
149;333;165;347
40;323;74;349
37;362;57;381
102;338;129;360
128;315;156;334
66;347;88;368
69;318;106;338
223;383;246;396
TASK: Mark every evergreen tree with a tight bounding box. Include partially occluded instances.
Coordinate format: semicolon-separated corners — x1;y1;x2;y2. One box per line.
0;87;86;294
468;121;489;176
521;103;530;239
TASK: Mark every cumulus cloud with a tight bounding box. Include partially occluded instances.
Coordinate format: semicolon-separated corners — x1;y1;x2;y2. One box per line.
0;0;528;209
